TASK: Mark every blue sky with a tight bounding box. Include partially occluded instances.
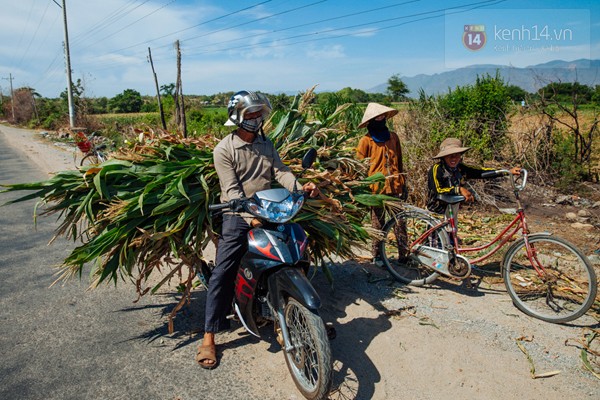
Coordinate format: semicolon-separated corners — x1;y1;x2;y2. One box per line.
0;0;598;98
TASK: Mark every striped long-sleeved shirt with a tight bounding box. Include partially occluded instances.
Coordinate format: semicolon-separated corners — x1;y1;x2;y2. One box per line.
426;161;493;213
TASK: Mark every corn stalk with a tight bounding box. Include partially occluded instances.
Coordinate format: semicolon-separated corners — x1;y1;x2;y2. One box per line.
1;93;397;330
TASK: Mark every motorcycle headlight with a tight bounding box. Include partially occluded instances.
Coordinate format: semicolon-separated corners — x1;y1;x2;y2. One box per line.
246;189;304;223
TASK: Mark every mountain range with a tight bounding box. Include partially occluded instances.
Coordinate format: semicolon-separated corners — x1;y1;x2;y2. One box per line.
368;59;600;97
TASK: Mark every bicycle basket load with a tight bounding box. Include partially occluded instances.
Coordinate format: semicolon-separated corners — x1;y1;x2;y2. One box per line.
75;132;92;153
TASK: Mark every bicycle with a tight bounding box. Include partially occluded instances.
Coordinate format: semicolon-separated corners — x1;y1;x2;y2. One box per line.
75;131;107;166
379;169;598;323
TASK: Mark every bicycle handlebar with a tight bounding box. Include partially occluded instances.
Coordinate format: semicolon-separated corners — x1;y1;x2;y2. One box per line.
481;169;528;192
515;169;528;191
481;170;510;179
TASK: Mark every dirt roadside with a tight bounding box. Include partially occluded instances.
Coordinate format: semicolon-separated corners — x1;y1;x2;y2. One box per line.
1;124;598;400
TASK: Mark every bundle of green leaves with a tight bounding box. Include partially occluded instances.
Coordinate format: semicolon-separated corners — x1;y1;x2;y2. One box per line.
1;89;400;329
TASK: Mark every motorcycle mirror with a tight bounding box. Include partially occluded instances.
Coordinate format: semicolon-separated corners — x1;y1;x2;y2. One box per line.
301;148;317;170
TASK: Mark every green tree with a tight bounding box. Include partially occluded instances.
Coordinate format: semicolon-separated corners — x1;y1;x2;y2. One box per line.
91;97;109;114
36;98;63;129
60;78;86;118
538;82;592;104
592;85;600;104
431;72;512;160
337;87;370;103
535;81;600;182
269;93;292;111
160;83;176;97
387;74;410;101
506;85;529;103
108;89;143;113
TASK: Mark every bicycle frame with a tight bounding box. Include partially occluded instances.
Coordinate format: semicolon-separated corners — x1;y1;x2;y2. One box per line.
409;169;547;279
451;206;526;266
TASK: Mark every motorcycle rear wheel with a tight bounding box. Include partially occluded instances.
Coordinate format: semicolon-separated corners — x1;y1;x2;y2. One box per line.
283;298;332;400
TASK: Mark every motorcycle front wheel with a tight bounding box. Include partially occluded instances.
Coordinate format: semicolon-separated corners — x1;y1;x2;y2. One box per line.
283;298;332;400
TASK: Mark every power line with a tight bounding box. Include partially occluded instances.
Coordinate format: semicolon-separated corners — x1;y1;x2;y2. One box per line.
183;0;420;53
16;1;53;70
73;0;503;86
78;0;176;51
11;1;37;71
82;0;405;68
74;0;503;75
70;0;151;47
65;0;291;72
106;0;274;54
69;0;140;46
173;0;329;47
184;0;503;55
10;0;508;96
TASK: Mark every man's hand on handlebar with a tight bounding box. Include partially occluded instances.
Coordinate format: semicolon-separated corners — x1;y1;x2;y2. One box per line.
228;198;244;212
303;182;320;198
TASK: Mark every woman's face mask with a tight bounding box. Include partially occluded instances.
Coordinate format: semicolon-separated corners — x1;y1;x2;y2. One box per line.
240;115;263;133
368;118;388;130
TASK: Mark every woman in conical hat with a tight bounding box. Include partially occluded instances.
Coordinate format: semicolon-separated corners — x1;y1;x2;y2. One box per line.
356;103;407;266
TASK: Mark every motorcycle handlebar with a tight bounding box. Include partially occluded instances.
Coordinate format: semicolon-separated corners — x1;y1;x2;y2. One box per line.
208;198;249;212
208;202;230;211
209;190;307;213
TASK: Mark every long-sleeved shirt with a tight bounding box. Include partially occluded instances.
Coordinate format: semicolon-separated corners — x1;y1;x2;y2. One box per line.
213;132;300;218
356;131;405;195
427;161;494;213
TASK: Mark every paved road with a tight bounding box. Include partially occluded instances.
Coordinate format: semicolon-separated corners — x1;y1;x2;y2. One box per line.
0;130;261;400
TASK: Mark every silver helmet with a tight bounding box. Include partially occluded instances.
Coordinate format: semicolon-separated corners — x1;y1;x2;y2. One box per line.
226;91;272;129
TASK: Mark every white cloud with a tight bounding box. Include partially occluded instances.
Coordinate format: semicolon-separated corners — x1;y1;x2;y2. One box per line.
305;44;346;60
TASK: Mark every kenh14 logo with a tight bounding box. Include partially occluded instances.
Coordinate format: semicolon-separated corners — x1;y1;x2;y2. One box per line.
463;25;486;51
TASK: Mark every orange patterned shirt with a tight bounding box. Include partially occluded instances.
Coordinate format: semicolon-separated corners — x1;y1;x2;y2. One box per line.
356;131;405;194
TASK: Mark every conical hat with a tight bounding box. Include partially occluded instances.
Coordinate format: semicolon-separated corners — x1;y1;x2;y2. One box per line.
358;103;399;128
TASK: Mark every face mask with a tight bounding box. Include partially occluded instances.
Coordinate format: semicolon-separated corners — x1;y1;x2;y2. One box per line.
240;116;263;133
368;118;387;130
367;118;390;143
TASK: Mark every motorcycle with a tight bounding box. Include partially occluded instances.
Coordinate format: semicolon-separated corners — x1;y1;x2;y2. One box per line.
200;148;332;400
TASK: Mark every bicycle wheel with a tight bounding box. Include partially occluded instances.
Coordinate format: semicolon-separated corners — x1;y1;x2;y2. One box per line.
503;234;597;323
283;298;332;400
80;152;102;166
380;210;448;286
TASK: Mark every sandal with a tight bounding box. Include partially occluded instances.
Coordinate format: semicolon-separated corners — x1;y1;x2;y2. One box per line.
196;344;218;370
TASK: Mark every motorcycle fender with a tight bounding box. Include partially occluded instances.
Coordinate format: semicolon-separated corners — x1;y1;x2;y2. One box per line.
268;267;321;313
233;269;260;337
233;303;260;338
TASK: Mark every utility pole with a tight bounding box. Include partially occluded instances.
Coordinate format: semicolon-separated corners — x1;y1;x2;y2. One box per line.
2;74;16;121
60;0;75;128
147;47;167;130
174;40;186;137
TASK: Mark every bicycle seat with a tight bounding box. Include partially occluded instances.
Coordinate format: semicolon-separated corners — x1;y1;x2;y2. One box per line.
437;194;465;205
